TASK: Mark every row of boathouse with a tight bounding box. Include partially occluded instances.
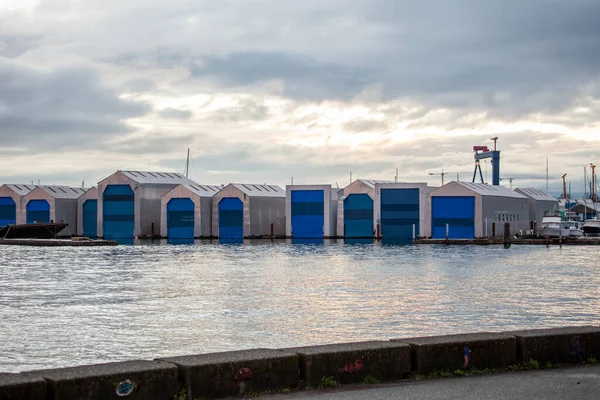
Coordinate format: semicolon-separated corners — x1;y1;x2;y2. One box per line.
0;170;562;240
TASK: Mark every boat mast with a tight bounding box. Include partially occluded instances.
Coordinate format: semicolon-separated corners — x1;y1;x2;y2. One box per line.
184;148;190;178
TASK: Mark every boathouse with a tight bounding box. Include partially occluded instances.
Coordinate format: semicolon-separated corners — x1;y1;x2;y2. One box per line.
286;184;342;238
97;171;197;239
514;188;558;230
211;183;286;239
160;184;221;239
22;185;87;236
77;187;98;238
0;184;35;226
429;181;529;239
336;180;432;239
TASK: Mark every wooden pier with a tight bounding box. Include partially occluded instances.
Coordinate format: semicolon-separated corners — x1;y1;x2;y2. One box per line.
0;238;118;247
415;237;600;246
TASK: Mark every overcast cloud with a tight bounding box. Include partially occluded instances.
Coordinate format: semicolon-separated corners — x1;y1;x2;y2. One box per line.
1;0;599;194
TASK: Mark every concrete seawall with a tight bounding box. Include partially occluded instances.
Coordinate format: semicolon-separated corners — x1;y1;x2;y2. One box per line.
1;326;599;399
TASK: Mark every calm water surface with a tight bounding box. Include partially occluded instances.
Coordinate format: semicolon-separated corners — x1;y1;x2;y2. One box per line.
1;240;599;373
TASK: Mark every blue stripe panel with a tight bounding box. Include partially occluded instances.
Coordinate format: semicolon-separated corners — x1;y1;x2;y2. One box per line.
432;196;475;239
344;194;373;238
103;185;134;239
218;197;243;239
167;198;195;239
381;188;419;239
82;199;98;238
0;197;16;226
291;190;324;238
26;200;50;224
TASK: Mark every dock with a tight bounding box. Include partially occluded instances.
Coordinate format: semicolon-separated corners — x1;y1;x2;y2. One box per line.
415;237;600;245
0;238;118;247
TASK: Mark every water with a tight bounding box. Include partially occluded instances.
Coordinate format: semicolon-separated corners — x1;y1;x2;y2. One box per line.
1;241;599;373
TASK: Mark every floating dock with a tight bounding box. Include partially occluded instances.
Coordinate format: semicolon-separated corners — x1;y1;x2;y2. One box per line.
415;237;600;245
0;238;118;247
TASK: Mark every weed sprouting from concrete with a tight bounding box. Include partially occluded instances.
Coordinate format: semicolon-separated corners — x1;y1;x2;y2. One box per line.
362;375;380;384
173;389;187;400
318;376;338;389
526;359;540;370
587;356;598;365
506;364;520;372
439;370;453;378
454;369;465;376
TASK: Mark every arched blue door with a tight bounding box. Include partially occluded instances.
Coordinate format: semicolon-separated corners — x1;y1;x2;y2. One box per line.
344;194;373;237
103;185;134;239
218;198;243;239
82;199;98;238
291;190;324;238
0;197;16;226
167;198;195;239
27;200;50;224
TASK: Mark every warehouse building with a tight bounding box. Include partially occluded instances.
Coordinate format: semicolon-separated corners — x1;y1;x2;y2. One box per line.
429;181;529;239
77;187;98;237
336;180;431;239
160;184;221;239
0;184;35;226
514;188;559;230
97;171;197;239
286;185;342;238
212;183;286;239
22;185;87;236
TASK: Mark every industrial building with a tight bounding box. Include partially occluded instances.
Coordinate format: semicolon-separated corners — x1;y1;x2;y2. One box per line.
160;184;221;239
22;185;87;236
514;188;559;230
429;181;530;239
77;187;98;237
97;171;198;239
286;185;342;238
336;180;432;239
0;184;35;226
212;183;286;239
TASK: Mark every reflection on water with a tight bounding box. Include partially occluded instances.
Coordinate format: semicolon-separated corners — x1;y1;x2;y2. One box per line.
1;242;599;373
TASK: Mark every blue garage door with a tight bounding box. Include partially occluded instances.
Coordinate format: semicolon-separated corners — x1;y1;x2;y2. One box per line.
82;199;98;238
0;197;16;226
344;194;373;238
432;196;475;239
291;190;324;239
219;198;243;239
26;200;50;224
103;185;134;239
381;189;420;239
168;198;195;239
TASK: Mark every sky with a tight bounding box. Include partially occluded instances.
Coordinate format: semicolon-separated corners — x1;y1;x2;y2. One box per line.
1;0;599;196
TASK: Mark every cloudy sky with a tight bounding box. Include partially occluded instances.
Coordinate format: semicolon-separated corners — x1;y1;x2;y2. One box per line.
1;0;599;195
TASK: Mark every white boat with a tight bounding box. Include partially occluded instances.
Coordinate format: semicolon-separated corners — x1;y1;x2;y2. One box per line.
564;220;584;237
583;217;600;237
538;215;570;238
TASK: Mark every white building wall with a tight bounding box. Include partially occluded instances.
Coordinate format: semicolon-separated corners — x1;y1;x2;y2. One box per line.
249;196;286;237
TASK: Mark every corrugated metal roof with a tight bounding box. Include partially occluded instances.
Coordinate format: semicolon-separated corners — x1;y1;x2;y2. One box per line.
184;184;223;197
514;188;557;202
37;185;87;199
454;182;528;198
118;170;197;185
357;179;395;189
3;184;36;196
230;183;286;197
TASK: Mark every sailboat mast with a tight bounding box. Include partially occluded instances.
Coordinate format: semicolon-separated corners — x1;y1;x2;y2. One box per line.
184;148;190;178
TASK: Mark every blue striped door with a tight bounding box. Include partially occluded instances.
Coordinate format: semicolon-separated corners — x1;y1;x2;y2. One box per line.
291;190;324;238
381;189;419;239
219;198;243;239
26;200;50;224
167;198;195;239
82;200;98;238
0;197;16;226
103;185;134;239
432;196;475;239
344;194;373;237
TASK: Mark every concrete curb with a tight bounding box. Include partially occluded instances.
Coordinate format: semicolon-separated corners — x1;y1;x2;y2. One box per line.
159;349;299;399
392;332;517;374
293;341;411;387
3;326;599;399
509;326;600;365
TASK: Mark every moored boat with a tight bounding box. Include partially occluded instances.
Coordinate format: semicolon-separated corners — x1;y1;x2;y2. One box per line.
582;217;600;237
0;223;68;239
